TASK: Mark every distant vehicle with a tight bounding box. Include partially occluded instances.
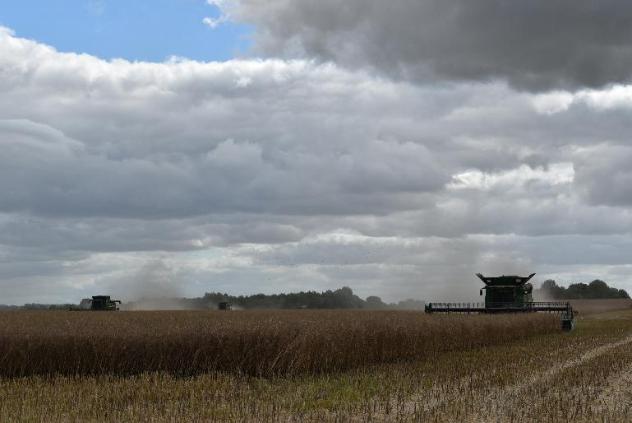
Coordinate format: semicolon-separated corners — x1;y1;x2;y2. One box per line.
425;273;575;331
88;295;122;311
218;302;232;311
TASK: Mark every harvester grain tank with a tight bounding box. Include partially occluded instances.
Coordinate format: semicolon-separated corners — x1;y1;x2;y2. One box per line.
89;295;121;311
425;273;575;331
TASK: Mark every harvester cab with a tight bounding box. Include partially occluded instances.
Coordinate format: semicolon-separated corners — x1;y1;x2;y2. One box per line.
90;295;121;311
425;273;575;331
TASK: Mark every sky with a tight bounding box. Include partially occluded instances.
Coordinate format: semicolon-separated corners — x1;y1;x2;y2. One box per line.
0;0;251;61
3;1;632;305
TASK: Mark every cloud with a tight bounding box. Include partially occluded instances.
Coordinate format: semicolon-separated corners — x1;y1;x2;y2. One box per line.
0;26;15;36
574;144;632;207
204;0;231;29
2;28;632;304
203;16;229;29
0;31;449;219
228;0;632;91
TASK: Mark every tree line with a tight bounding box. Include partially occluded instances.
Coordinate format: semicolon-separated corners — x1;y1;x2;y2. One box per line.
0;287;425;310
3;280;630;310
192;287;425;310
538;279;629;300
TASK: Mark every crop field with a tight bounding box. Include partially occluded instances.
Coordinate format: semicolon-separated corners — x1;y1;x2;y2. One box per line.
0;310;556;377
3;307;632;421
569;298;632;315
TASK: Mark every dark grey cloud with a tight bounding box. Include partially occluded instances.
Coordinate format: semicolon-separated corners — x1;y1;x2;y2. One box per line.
229;0;632;91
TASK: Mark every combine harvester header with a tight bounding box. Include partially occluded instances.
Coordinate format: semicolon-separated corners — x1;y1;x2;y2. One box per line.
425;273;575;331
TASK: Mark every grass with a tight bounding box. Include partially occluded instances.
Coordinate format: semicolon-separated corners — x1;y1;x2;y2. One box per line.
3;309;632;421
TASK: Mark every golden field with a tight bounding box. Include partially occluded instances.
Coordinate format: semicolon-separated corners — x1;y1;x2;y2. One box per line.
0;310;556;377
569;298;632;315
3;307;632;421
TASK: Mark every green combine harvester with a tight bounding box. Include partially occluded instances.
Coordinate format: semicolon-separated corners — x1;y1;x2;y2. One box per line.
425;273;575;331
89;295;121;311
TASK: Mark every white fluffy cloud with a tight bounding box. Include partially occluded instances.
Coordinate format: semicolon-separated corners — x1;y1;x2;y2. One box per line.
2;25;632;304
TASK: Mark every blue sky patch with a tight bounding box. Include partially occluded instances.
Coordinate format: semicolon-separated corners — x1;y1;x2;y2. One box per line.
0;0;252;62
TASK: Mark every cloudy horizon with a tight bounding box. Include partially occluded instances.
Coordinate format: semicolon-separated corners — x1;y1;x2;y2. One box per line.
2;1;632;305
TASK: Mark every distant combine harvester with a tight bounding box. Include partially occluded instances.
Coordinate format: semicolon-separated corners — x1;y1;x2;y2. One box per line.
218;302;232;311
425;273;575;331
79;295;122;311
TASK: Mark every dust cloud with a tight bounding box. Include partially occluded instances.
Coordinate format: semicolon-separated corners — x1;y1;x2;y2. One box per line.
413;245;535;303
114;260;194;311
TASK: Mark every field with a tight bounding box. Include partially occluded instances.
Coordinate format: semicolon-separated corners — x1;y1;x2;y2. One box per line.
2;301;632;421
570;298;632;315
0;310;556;377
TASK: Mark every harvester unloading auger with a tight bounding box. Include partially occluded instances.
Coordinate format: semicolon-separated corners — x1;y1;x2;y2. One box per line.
425;273;575;331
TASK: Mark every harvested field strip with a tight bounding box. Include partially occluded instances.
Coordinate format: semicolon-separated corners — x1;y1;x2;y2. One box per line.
468;332;632;421
594;361;632;415
336;315;632;422
502;337;632;422
0;310;558;377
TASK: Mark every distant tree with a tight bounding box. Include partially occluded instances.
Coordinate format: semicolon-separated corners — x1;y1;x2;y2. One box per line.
0;304;19;310
541;279;557;291
201;286;366;309
566;283;589;299
365;296;386;309
539;279;629;300
331;286;364;308
540;279;565;299
588;280;610;297
394;299;426;310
